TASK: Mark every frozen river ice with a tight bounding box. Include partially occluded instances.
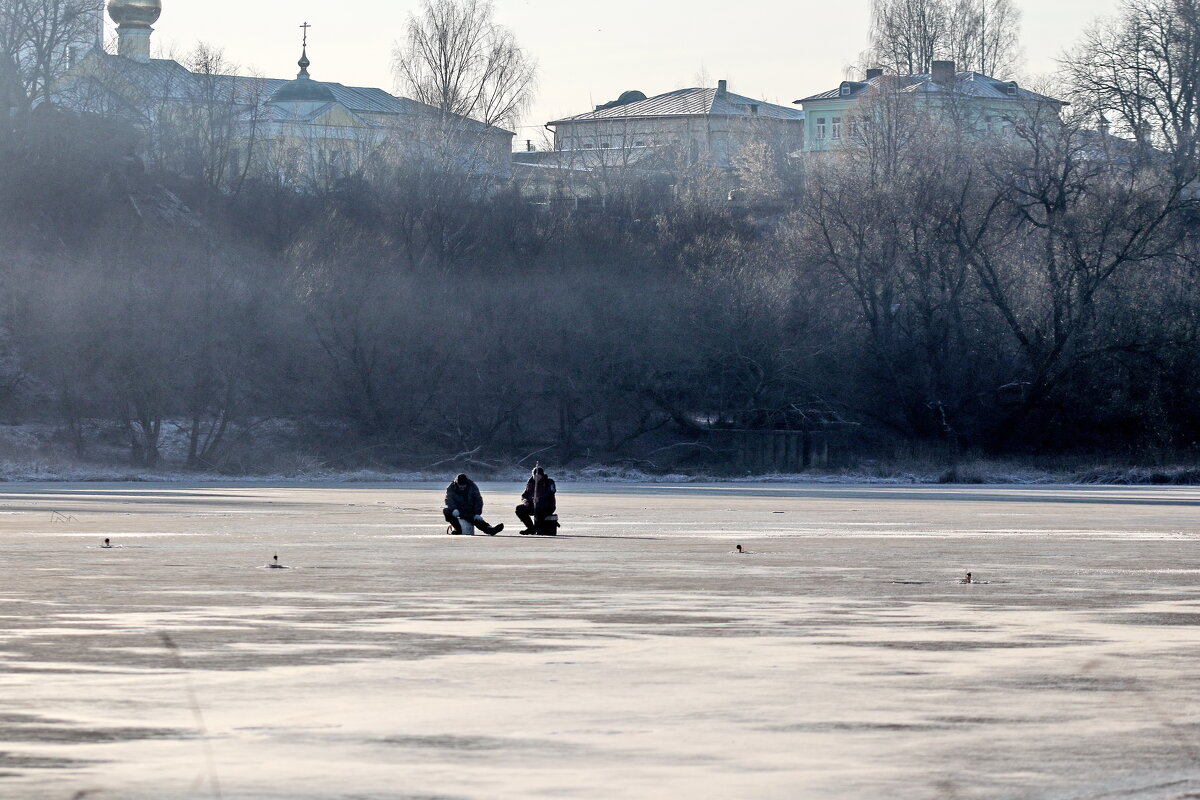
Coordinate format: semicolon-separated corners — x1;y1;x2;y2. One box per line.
1;481;1200;799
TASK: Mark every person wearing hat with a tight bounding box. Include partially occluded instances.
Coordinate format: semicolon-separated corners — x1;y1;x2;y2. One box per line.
443;473;503;535
516;466;557;535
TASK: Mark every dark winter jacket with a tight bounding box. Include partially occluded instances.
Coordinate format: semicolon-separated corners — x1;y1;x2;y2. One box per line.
521;477;556;515
445;479;484;518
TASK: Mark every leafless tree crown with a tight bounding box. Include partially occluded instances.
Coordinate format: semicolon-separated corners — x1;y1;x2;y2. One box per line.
0;0;102;113
867;0;1021;76
392;0;536;130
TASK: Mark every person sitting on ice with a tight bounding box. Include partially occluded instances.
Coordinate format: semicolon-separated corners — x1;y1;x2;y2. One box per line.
443;473;503;535
961;572;973;584
516;466;557;535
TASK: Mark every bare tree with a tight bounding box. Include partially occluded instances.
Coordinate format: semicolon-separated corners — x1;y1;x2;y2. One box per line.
548;118;675;216
966;0;1022;77
1063;0;1200;172
392;0;535;130
867;0;1021;76
0;0;101;117
869;0;948;75
947;104;1188;446
178;44;265;195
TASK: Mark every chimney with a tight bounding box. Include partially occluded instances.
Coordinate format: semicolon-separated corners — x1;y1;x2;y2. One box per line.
525;139;534;151
717;79;728;97
866;68;884;81
931;60;955;85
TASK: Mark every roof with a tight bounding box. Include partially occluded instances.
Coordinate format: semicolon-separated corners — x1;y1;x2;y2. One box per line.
549;87;804;126
269;74;337;104
65;53;512;135
797;72;1063;106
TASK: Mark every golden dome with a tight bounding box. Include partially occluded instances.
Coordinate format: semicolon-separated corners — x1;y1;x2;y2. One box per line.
108;0;161;29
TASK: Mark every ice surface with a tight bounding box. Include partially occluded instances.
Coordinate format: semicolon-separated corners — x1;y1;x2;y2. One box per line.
0;482;1199;798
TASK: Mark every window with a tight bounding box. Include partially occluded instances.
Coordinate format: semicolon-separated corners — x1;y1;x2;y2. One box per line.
634;140;645;147
600;141;610;148
815;118;826;139
832;117;842;139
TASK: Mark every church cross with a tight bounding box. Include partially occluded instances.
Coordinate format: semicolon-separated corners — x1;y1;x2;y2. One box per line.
300;21;311;48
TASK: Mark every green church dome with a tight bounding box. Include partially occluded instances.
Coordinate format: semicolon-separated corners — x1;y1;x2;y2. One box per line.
269;49;335;104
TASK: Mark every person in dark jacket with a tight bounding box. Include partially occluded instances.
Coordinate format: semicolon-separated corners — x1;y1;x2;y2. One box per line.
443;473;503;535
516;466;557;535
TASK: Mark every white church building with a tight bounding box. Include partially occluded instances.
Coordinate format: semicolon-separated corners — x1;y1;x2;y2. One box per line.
48;0;514;188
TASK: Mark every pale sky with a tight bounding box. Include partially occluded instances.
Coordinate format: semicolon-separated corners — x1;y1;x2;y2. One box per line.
139;0;1122;139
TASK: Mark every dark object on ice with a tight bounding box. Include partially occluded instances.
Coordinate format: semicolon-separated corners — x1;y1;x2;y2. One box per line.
518;516;558;535
444;516;503;535
443;474;502;534
517;465;559;535
101;538;112;548
445;474;482;518
269;554;285;569
961;572;973;584
737;544;744;553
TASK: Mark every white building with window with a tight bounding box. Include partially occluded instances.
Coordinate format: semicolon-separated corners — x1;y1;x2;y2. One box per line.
796;61;1064;153
48;0;513;188
542;80;804;169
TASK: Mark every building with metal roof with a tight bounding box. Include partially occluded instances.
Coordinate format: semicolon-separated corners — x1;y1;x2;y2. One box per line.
543;80;804;170
49;2;513;188
795;61;1065;153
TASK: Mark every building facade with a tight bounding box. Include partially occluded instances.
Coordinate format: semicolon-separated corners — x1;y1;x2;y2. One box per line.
514;81;804;207
545;80;804;169
49;0;513;188
796;61;1065;153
